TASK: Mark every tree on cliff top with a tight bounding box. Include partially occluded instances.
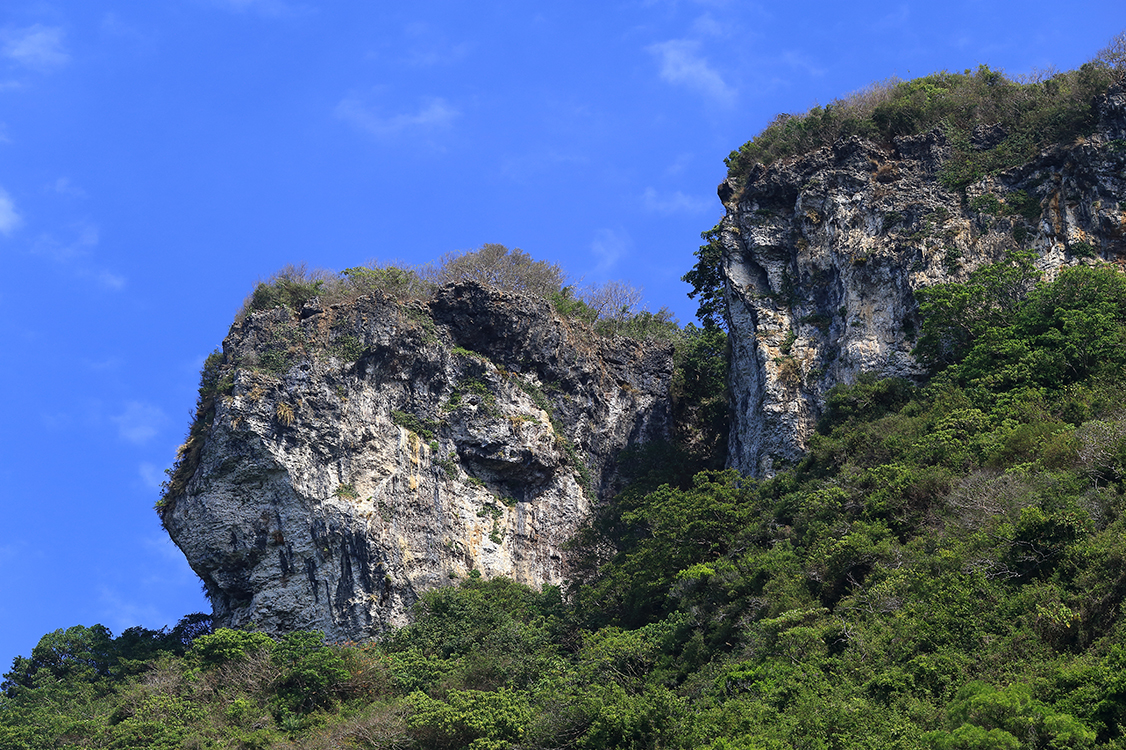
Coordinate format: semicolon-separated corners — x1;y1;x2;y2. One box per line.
421;243;566;298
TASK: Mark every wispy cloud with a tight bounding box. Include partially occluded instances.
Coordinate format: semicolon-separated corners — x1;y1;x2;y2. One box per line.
780;50;826;78
90;269;126;290
49;177;86;197
642;187;714;214
335;96;459;139
648;39;735;105
0;541;18;564
691;13;729;38
97;587;174;634
401;23;472;67
29;223;126;289
99;13;157;52
0;187;20;235
590;228;632;275
500;149;587;184
111;402;167;445
139;462;167;491
1;25;69;71
31;223;98;262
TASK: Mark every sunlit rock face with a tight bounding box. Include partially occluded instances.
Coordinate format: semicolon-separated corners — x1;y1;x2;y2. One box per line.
161;281;673;640
720;79;1126;476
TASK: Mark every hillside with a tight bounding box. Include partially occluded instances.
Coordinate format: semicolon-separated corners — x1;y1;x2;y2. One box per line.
4;52;1126;750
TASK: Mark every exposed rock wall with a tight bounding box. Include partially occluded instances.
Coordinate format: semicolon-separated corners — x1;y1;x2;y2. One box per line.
720;80;1126;476
160;282;673;640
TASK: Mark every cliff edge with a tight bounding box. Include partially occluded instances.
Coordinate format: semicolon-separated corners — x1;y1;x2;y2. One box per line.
719;77;1126;475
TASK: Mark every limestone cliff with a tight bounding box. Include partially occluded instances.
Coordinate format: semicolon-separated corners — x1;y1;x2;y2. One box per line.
719;79;1126;476
159;282;673;640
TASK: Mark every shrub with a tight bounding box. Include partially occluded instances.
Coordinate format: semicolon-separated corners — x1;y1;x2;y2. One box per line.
421;243;566;297
190;628;275;669
242;264;335;316
340;262;431;300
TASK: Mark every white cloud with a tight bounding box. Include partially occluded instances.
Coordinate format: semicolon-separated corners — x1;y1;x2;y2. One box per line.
111;401;166;445
780;50;826;78
90;269;126;290
139;463;167;491
648;39;735;105
142;535;191;566
27;224;124;288
642;187;714;214
500;149;587;184
590;228;632;275
0;187;20;235
691;14;728;38
1;25;69;71
31;223;98;262
335;96;459;139
97;587;172;634
49;177;86;197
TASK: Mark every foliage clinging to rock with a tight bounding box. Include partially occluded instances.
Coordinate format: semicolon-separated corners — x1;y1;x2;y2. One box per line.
724;35;1124;191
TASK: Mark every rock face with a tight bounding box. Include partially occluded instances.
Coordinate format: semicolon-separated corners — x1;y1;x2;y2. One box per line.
160;282;673;640
719;79;1126;476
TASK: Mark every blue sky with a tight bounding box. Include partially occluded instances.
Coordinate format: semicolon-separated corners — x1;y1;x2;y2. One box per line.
0;0;1120;664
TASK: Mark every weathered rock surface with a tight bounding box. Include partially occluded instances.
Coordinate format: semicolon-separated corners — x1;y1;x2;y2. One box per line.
160;282;673;640
719;79;1126;476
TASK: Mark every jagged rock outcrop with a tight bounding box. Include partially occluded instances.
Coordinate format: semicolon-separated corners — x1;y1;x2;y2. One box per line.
160;282;673;640
720;79;1126;476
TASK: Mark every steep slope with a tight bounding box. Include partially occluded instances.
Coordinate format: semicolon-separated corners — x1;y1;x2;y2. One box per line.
719;77;1126;475
159;282;673;640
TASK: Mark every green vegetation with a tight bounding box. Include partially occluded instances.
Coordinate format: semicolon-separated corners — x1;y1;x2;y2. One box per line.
682;222;727;331
40;36;1126;745
157;349;232;514
238;246;682;343
391;410;440;441
724;32;1125;191
81;257;1126;748
422;243;565;298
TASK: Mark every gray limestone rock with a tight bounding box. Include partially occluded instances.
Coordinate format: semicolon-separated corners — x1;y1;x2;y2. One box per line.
720;79;1126;476
160;282;673;640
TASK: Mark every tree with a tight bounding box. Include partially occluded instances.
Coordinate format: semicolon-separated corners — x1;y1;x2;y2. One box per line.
2;625;116;695
913;251;1039;369
682;223;728;331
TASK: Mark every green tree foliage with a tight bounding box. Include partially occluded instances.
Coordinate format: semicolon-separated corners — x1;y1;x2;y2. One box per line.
245;263;334;314
341;262;431;299
682;222;728;331
913;250;1040;369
